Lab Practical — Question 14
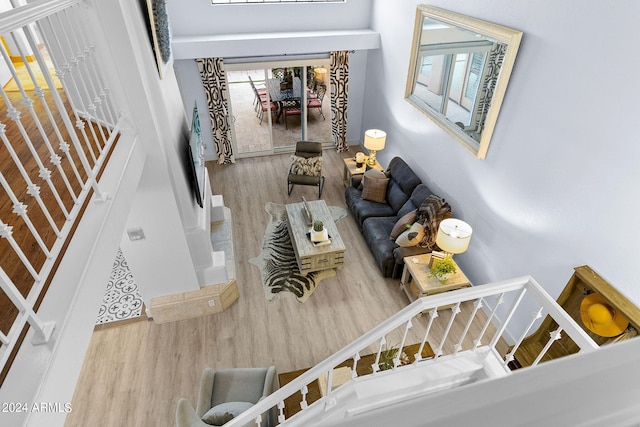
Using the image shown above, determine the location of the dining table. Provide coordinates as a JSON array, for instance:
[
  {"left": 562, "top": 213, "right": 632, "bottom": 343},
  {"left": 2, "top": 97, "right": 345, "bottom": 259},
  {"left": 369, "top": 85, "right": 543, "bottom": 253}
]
[{"left": 267, "top": 77, "right": 303, "bottom": 122}]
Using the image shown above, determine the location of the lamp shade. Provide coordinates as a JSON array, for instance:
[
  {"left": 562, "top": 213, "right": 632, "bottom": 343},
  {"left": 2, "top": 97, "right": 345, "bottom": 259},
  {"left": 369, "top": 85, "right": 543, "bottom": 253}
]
[
  {"left": 364, "top": 129, "right": 387, "bottom": 151},
  {"left": 436, "top": 218, "right": 472, "bottom": 255}
]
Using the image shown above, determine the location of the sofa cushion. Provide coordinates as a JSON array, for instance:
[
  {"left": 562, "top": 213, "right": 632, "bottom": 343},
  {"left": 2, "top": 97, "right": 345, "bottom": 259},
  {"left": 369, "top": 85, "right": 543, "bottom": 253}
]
[
  {"left": 386, "top": 157, "right": 421, "bottom": 196},
  {"left": 389, "top": 209, "right": 417, "bottom": 240},
  {"left": 396, "top": 222, "right": 425, "bottom": 247},
  {"left": 386, "top": 180, "right": 410, "bottom": 213},
  {"left": 202, "top": 401, "right": 253, "bottom": 425},
  {"left": 397, "top": 184, "right": 434, "bottom": 218},
  {"left": 345, "top": 186, "right": 396, "bottom": 228}
]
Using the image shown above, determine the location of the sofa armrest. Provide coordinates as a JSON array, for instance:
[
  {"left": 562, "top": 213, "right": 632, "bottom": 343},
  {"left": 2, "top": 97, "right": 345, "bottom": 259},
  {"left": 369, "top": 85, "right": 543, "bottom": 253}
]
[
  {"left": 350, "top": 174, "right": 363, "bottom": 188},
  {"left": 393, "top": 246, "right": 431, "bottom": 264},
  {"left": 392, "top": 246, "right": 431, "bottom": 279}
]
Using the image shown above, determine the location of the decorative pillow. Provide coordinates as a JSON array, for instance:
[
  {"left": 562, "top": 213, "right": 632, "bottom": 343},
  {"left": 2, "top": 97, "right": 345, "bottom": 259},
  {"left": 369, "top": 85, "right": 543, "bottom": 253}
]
[
  {"left": 361, "top": 174, "right": 389, "bottom": 203},
  {"left": 202, "top": 401, "right": 254, "bottom": 426},
  {"left": 389, "top": 209, "right": 417, "bottom": 240},
  {"left": 395, "top": 222, "right": 425, "bottom": 247},
  {"left": 357, "top": 168, "right": 387, "bottom": 190},
  {"left": 416, "top": 195, "right": 452, "bottom": 249},
  {"left": 290, "top": 155, "right": 322, "bottom": 177}
]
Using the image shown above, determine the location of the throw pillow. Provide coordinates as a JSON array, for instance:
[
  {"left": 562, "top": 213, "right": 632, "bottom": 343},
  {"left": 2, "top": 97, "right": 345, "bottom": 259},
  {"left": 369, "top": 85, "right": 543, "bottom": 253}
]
[
  {"left": 361, "top": 176, "right": 389, "bottom": 203},
  {"left": 416, "top": 195, "right": 452, "bottom": 249},
  {"left": 290, "top": 155, "right": 322, "bottom": 177},
  {"left": 395, "top": 222, "right": 425, "bottom": 247},
  {"left": 389, "top": 209, "right": 417, "bottom": 240},
  {"left": 202, "top": 401, "right": 254, "bottom": 426},
  {"left": 357, "top": 168, "right": 387, "bottom": 190}
]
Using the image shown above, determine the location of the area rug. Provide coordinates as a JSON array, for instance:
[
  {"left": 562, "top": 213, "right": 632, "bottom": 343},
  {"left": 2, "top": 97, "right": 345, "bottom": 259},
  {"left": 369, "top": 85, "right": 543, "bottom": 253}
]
[{"left": 250, "top": 202, "right": 347, "bottom": 303}]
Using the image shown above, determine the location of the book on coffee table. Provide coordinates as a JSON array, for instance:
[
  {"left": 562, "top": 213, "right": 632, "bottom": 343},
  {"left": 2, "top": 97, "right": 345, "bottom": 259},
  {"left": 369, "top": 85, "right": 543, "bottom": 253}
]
[{"left": 306, "top": 232, "right": 331, "bottom": 246}]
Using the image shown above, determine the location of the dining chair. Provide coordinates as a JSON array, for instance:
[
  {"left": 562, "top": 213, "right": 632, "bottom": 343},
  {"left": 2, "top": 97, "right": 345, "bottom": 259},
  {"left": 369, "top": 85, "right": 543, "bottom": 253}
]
[
  {"left": 281, "top": 98, "right": 301, "bottom": 129},
  {"left": 307, "top": 84, "right": 326, "bottom": 119}
]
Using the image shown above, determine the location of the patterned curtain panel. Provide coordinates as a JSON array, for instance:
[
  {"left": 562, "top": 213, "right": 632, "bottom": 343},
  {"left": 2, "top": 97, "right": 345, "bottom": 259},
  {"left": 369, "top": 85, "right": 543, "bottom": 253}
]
[
  {"left": 196, "top": 57, "right": 235, "bottom": 164},
  {"left": 330, "top": 51, "right": 350, "bottom": 152},
  {"left": 474, "top": 43, "right": 506, "bottom": 134}
]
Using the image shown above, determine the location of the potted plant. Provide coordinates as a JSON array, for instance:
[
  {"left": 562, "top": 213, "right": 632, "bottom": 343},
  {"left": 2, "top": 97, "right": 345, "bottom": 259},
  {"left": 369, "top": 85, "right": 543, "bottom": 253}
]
[
  {"left": 429, "top": 256, "right": 457, "bottom": 283},
  {"left": 311, "top": 220, "right": 328, "bottom": 242},
  {"left": 378, "top": 343, "right": 410, "bottom": 371}
]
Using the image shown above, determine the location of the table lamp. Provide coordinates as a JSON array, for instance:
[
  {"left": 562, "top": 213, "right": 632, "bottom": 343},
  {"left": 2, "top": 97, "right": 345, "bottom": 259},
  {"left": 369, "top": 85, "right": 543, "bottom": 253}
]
[
  {"left": 435, "top": 218, "right": 472, "bottom": 257},
  {"left": 364, "top": 129, "right": 386, "bottom": 166}
]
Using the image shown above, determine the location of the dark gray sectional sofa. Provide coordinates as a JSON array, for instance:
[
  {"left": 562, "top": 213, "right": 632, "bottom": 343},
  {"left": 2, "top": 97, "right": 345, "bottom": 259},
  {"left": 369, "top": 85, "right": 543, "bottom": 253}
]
[{"left": 345, "top": 157, "right": 439, "bottom": 278}]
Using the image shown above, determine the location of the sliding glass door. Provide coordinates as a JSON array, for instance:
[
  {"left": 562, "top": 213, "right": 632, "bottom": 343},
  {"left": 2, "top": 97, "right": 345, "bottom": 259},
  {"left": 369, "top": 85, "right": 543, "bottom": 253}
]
[{"left": 225, "top": 59, "right": 331, "bottom": 158}]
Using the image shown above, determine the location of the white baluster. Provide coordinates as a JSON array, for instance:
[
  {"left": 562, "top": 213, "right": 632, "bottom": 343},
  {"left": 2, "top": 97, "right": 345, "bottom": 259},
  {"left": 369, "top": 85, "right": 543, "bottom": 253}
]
[
  {"left": 532, "top": 327, "right": 563, "bottom": 367},
  {"left": 0, "top": 124, "right": 62, "bottom": 237},
  {"left": 394, "top": 318, "right": 412, "bottom": 368},
  {"left": 0, "top": 172, "right": 51, "bottom": 257},
  {"left": 31, "top": 17, "right": 106, "bottom": 198},
  {"left": 456, "top": 297, "right": 483, "bottom": 355},
  {"left": 0, "top": 331, "right": 9, "bottom": 346},
  {"left": 371, "top": 336, "right": 385, "bottom": 374},
  {"left": 351, "top": 352, "right": 360, "bottom": 378},
  {"left": 2, "top": 33, "right": 78, "bottom": 204},
  {"left": 300, "top": 385, "right": 308, "bottom": 409},
  {"left": 277, "top": 400, "right": 286, "bottom": 424},
  {"left": 415, "top": 308, "right": 437, "bottom": 362},
  {"left": 0, "top": 268, "right": 54, "bottom": 346},
  {"left": 474, "top": 292, "right": 505, "bottom": 349},
  {"left": 504, "top": 307, "right": 544, "bottom": 367},
  {"left": 489, "top": 288, "right": 528, "bottom": 350},
  {"left": 434, "top": 301, "right": 461, "bottom": 358}
]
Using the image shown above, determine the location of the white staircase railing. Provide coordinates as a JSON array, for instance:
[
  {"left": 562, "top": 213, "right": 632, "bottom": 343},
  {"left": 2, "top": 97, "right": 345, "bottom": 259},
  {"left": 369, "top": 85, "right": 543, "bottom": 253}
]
[
  {"left": 222, "top": 275, "right": 599, "bottom": 427},
  {"left": 0, "top": 0, "right": 123, "bottom": 379}
]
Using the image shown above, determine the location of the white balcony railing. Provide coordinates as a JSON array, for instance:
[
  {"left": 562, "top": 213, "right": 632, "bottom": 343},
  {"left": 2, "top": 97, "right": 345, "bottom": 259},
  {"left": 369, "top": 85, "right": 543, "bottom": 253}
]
[
  {"left": 220, "top": 275, "right": 599, "bottom": 427},
  {"left": 0, "top": 0, "right": 122, "bottom": 379}
]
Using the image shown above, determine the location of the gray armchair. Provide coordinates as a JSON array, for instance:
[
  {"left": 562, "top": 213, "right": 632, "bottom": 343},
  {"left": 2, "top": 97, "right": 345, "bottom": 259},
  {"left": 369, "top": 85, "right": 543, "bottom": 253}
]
[
  {"left": 176, "top": 367, "right": 278, "bottom": 427},
  {"left": 287, "top": 140, "right": 325, "bottom": 198}
]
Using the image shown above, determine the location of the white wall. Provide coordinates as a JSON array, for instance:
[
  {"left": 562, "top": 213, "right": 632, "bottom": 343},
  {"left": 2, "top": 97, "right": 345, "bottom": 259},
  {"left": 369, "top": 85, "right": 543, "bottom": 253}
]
[
  {"left": 168, "top": 0, "right": 375, "bottom": 160},
  {"left": 364, "top": 0, "right": 640, "bottom": 315},
  {"left": 166, "top": 0, "right": 371, "bottom": 36}
]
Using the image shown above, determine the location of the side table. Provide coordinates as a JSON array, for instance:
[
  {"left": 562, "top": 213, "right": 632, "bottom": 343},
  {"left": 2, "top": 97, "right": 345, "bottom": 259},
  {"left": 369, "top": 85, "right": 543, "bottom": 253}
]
[
  {"left": 342, "top": 157, "right": 383, "bottom": 187},
  {"left": 400, "top": 253, "right": 471, "bottom": 310}
]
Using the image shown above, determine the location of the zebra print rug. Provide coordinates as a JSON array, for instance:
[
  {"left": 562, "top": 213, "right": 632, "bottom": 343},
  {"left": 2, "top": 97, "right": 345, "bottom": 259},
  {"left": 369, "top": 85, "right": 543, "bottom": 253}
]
[{"left": 249, "top": 202, "right": 347, "bottom": 303}]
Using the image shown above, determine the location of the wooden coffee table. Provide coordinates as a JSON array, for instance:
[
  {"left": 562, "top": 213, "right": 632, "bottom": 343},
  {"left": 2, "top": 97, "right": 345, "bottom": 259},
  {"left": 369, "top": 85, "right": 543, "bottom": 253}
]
[{"left": 285, "top": 200, "right": 346, "bottom": 275}]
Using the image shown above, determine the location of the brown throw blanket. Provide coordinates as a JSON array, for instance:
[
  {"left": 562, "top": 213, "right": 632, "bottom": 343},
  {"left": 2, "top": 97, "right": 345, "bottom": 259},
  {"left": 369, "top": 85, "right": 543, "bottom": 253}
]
[{"left": 416, "top": 195, "right": 452, "bottom": 249}]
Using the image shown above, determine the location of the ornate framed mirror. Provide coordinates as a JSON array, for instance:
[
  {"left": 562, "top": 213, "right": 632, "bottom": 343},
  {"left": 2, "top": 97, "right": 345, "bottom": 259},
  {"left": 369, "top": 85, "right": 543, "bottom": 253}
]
[{"left": 405, "top": 5, "right": 522, "bottom": 159}]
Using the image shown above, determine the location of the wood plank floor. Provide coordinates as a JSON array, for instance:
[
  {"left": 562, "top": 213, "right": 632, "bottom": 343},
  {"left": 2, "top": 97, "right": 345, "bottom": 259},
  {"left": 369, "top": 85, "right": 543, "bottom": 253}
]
[{"left": 67, "top": 149, "right": 507, "bottom": 427}]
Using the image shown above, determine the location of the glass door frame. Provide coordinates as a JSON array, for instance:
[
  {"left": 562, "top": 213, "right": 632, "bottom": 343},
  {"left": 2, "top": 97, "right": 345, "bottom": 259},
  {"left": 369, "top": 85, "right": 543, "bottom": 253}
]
[{"left": 225, "top": 57, "right": 329, "bottom": 158}]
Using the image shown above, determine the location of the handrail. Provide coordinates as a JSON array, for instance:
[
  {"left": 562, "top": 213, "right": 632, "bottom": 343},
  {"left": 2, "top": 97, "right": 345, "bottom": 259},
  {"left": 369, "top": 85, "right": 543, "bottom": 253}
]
[
  {"left": 224, "top": 275, "right": 599, "bottom": 426},
  {"left": 0, "top": 0, "right": 81, "bottom": 33}
]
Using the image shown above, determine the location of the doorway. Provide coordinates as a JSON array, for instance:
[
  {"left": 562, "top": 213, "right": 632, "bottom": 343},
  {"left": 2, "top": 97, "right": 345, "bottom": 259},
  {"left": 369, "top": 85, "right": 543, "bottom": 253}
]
[{"left": 225, "top": 59, "right": 332, "bottom": 158}]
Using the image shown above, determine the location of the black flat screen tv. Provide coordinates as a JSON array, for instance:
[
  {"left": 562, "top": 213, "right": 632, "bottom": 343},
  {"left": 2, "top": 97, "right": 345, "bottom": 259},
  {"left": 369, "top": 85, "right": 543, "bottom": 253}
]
[{"left": 185, "top": 103, "right": 205, "bottom": 208}]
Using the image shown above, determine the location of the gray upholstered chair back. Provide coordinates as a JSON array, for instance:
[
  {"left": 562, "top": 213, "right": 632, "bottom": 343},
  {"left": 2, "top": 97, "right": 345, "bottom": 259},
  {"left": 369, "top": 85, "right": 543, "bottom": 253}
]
[{"left": 287, "top": 140, "right": 325, "bottom": 197}]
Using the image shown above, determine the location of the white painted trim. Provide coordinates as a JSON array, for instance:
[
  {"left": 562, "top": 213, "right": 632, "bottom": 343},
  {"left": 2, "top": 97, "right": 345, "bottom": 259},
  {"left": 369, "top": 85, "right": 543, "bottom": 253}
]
[{"left": 172, "top": 29, "right": 380, "bottom": 59}]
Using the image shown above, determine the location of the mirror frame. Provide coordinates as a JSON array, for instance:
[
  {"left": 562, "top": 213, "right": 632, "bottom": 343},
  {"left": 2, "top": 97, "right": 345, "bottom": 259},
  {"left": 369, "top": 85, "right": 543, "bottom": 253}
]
[{"left": 405, "top": 5, "right": 522, "bottom": 159}]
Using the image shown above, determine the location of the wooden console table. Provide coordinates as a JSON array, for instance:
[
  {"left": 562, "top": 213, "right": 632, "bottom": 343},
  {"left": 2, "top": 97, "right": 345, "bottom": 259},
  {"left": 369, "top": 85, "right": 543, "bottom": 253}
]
[
  {"left": 342, "top": 157, "right": 383, "bottom": 187},
  {"left": 400, "top": 253, "right": 471, "bottom": 309}
]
